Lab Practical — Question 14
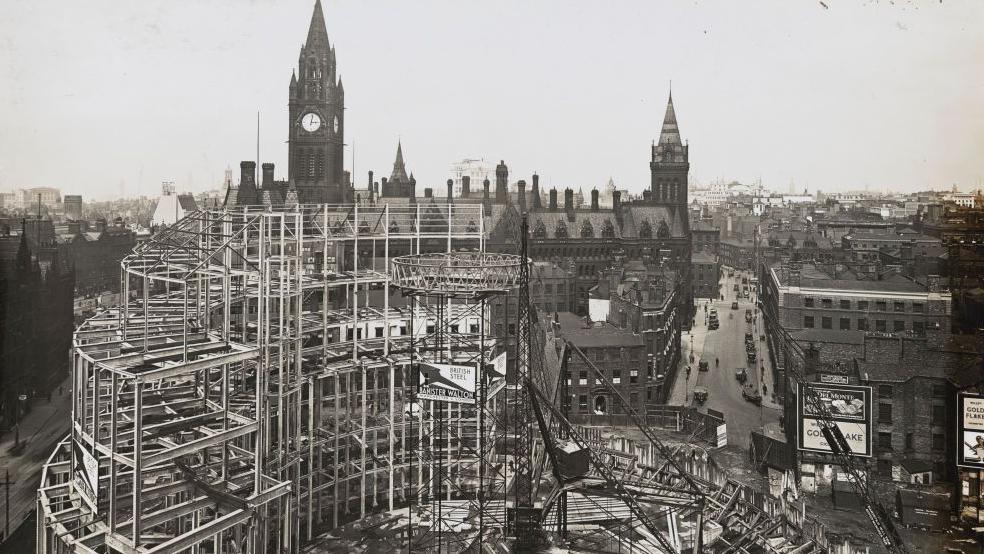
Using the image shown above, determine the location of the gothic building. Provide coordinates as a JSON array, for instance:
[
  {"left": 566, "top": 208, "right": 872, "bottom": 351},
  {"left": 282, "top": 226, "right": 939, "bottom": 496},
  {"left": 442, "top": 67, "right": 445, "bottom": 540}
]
[{"left": 226, "top": 0, "right": 348, "bottom": 207}]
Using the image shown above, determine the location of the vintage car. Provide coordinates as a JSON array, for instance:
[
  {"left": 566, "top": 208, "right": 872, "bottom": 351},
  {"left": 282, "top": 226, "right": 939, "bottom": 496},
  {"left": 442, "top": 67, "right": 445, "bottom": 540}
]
[
  {"left": 742, "top": 388, "right": 762, "bottom": 405},
  {"left": 694, "top": 386, "right": 709, "bottom": 405},
  {"left": 735, "top": 368, "right": 748, "bottom": 383}
]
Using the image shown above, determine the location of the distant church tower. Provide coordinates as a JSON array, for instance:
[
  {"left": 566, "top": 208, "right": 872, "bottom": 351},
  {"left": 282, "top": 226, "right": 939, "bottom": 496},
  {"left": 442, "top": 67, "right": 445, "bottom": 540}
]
[
  {"left": 288, "top": 0, "right": 347, "bottom": 204},
  {"left": 650, "top": 91, "right": 689, "bottom": 208}
]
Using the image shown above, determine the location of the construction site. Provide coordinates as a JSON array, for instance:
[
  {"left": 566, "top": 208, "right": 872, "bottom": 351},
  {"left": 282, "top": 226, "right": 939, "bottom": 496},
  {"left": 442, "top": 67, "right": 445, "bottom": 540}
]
[{"left": 35, "top": 202, "right": 878, "bottom": 554}]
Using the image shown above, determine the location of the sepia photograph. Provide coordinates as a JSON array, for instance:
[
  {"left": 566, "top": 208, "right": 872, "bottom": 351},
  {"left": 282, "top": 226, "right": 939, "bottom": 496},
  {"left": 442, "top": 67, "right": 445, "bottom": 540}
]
[{"left": 1, "top": 1, "right": 983, "bottom": 552}]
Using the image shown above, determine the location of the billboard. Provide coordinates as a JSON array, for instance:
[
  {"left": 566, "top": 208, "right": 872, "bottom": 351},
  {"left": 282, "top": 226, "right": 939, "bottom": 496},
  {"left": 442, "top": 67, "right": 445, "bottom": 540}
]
[
  {"left": 797, "top": 383, "right": 872, "bottom": 457},
  {"left": 958, "top": 393, "right": 984, "bottom": 469},
  {"left": 418, "top": 362, "right": 476, "bottom": 404},
  {"left": 72, "top": 438, "right": 99, "bottom": 511}
]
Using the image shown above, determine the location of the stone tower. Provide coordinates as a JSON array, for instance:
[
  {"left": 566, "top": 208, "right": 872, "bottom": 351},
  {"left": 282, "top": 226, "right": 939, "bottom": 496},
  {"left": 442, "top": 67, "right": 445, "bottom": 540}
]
[
  {"left": 650, "top": 91, "right": 689, "bottom": 208},
  {"left": 288, "top": 0, "right": 347, "bottom": 204}
]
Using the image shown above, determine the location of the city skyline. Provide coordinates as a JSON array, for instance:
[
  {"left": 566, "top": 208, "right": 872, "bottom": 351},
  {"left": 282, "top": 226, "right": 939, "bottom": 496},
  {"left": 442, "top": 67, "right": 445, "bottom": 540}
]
[{"left": 1, "top": 0, "right": 982, "bottom": 200}]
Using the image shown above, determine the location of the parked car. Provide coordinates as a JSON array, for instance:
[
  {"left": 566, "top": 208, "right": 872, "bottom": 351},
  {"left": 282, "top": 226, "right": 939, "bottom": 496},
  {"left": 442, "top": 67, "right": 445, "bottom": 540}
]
[
  {"left": 735, "top": 368, "right": 748, "bottom": 383},
  {"left": 747, "top": 351, "right": 757, "bottom": 363},
  {"left": 698, "top": 360, "right": 709, "bottom": 372},
  {"left": 742, "top": 388, "right": 762, "bottom": 405},
  {"left": 694, "top": 386, "right": 709, "bottom": 405}
]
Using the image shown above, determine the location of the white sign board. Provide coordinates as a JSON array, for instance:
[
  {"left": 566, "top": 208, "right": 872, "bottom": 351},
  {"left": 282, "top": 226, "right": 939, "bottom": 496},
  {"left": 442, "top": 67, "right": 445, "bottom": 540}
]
[
  {"left": 491, "top": 351, "right": 507, "bottom": 380},
  {"left": 418, "top": 362, "right": 476, "bottom": 404},
  {"left": 797, "top": 383, "right": 872, "bottom": 457},
  {"left": 716, "top": 423, "right": 728, "bottom": 448},
  {"left": 73, "top": 438, "right": 99, "bottom": 511},
  {"left": 958, "top": 393, "right": 984, "bottom": 469}
]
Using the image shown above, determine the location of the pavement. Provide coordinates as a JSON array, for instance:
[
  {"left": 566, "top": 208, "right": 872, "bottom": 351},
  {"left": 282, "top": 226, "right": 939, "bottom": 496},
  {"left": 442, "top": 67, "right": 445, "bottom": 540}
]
[
  {"left": 0, "top": 376, "right": 72, "bottom": 545},
  {"left": 667, "top": 267, "right": 780, "bottom": 449}
]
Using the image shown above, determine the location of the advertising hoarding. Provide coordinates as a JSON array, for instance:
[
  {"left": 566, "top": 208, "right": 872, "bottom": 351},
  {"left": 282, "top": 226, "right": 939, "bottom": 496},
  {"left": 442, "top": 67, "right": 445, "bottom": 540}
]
[
  {"left": 418, "top": 362, "right": 476, "bottom": 404},
  {"left": 797, "top": 383, "right": 872, "bottom": 457},
  {"left": 958, "top": 393, "right": 984, "bottom": 469},
  {"left": 72, "top": 438, "right": 99, "bottom": 511}
]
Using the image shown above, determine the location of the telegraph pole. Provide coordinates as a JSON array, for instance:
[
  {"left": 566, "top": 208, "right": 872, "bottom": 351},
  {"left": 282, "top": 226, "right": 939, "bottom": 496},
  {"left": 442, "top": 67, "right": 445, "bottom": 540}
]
[{"left": 3, "top": 468, "right": 13, "bottom": 540}]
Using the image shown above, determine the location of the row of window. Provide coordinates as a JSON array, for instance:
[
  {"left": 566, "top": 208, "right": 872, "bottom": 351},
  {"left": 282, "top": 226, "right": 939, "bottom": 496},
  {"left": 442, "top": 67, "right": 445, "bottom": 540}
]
[
  {"left": 878, "top": 402, "right": 946, "bottom": 425},
  {"left": 572, "top": 368, "right": 641, "bottom": 386},
  {"left": 803, "top": 316, "right": 928, "bottom": 334},
  {"left": 878, "top": 431, "right": 945, "bottom": 453},
  {"left": 576, "top": 392, "right": 642, "bottom": 412},
  {"left": 803, "top": 297, "right": 924, "bottom": 313}
]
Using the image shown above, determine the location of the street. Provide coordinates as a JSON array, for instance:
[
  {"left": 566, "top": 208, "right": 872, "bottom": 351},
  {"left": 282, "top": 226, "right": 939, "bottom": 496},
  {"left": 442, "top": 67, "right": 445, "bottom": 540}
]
[
  {"left": 0, "top": 377, "right": 72, "bottom": 545},
  {"left": 669, "top": 267, "right": 781, "bottom": 448}
]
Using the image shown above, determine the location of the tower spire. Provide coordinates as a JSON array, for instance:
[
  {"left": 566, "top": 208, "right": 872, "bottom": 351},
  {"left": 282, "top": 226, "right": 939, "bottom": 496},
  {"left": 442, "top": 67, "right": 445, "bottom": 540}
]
[
  {"left": 658, "top": 91, "right": 681, "bottom": 146},
  {"left": 306, "top": 0, "right": 329, "bottom": 49},
  {"left": 391, "top": 141, "right": 409, "bottom": 183}
]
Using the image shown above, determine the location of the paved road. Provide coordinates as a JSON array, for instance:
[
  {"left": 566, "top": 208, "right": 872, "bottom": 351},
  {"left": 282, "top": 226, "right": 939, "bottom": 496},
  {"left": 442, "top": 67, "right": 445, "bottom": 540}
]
[
  {"left": 673, "top": 268, "right": 780, "bottom": 449},
  {"left": 0, "top": 377, "right": 72, "bottom": 545}
]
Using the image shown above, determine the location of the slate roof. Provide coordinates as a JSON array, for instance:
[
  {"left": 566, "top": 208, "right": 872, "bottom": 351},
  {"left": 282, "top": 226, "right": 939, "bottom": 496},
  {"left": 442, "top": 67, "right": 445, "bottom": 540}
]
[{"left": 553, "top": 311, "right": 643, "bottom": 348}]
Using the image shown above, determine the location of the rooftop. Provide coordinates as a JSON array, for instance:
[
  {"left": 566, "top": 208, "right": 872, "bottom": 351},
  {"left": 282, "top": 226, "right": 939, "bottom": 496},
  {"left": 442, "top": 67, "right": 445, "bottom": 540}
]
[{"left": 553, "top": 311, "right": 643, "bottom": 348}]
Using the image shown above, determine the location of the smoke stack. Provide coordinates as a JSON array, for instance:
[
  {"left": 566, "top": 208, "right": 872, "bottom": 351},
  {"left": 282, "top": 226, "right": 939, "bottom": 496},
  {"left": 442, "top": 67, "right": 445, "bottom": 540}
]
[
  {"left": 240, "top": 161, "right": 256, "bottom": 189},
  {"left": 495, "top": 160, "right": 508, "bottom": 203},
  {"left": 261, "top": 163, "right": 274, "bottom": 189},
  {"left": 462, "top": 175, "right": 471, "bottom": 198},
  {"left": 549, "top": 188, "right": 558, "bottom": 211},
  {"left": 532, "top": 174, "right": 541, "bottom": 210},
  {"left": 518, "top": 180, "right": 527, "bottom": 213},
  {"left": 591, "top": 189, "right": 599, "bottom": 211}
]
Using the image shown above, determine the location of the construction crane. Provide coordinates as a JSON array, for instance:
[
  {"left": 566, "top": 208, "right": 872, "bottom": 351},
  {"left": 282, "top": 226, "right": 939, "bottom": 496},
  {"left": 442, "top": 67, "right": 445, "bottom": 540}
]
[{"left": 758, "top": 283, "right": 907, "bottom": 553}]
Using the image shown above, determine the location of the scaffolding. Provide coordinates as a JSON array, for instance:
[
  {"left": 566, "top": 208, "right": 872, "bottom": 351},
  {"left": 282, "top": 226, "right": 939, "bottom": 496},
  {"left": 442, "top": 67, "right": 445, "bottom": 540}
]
[{"left": 37, "top": 203, "right": 499, "bottom": 554}]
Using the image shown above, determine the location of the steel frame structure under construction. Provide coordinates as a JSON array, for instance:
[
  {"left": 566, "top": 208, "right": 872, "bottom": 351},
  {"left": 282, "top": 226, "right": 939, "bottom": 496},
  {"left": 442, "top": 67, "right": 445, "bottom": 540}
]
[{"left": 36, "top": 203, "right": 514, "bottom": 554}]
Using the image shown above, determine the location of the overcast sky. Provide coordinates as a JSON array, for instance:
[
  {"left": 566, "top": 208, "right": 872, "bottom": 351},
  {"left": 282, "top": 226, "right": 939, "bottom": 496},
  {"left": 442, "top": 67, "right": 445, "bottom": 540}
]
[{"left": 1, "top": 1, "right": 982, "bottom": 200}]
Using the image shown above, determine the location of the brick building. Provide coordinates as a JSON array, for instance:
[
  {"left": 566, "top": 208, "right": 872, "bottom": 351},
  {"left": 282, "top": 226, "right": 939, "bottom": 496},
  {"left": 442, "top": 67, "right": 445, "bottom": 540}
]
[
  {"left": 842, "top": 229, "right": 940, "bottom": 263},
  {"left": 719, "top": 237, "right": 756, "bottom": 270},
  {"left": 692, "top": 250, "right": 719, "bottom": 300}
]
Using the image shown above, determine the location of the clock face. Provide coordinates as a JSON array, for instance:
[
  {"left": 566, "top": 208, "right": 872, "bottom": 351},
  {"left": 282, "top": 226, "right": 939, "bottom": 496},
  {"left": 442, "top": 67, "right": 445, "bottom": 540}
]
[
  {"left": 332, "top": 115, "right": 339, "bottom": 133},
  {"left": 301, "top": 113, "right": 322, "bottom": 132}
]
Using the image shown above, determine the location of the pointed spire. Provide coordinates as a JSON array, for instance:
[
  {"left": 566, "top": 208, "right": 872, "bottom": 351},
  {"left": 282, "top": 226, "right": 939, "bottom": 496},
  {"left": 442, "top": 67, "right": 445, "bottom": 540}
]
[
  {"left": 658, "top": 91, "right": 681, "bottom": 146},
  {"left": 305, "top": 0, "right": 329, "bottom": 49},
  {"left": 391, "top": 141, "right": 409, "bottom": 183}
]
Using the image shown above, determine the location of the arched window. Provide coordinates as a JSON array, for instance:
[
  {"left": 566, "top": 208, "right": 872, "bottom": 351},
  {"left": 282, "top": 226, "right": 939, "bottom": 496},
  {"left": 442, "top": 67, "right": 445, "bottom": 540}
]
[
  {"left": 555, "top": 221, "right": 568, "bottom": 239},
  {"left": 580, "top": 220, "right": 594, "bottom": 238},
  {"left": 639, "top": 220, "right": 653, "bottom": 239},
  {"left": 308, "top": 150, "right": 316, "bottom": 178},
  {"left": 602, "top": 220, "right": 615, "bottom": 238},
  {"left": 533, "top": 220, "right": 546, "bottom": 239},
  {"left": 657, "top": 220, "right": 670, "bottom": 239}
]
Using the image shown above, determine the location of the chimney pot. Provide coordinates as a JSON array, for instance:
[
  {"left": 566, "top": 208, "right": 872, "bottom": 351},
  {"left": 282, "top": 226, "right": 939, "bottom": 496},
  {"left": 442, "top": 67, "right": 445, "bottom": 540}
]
[
  {"left": 549, "top": 188, "right": 558, "bottom": 210},
  {"left": 462, "top": 175, "right": 471, "bottom": 198},
  {"left": 518, "top": 180, "right": 527, "bottom": 212},
  {"left": 261, "top": 163, "right": 275, "bottom": 188},
  {"left": 591, "top": 188, "right": 600, "bottom": 211}
]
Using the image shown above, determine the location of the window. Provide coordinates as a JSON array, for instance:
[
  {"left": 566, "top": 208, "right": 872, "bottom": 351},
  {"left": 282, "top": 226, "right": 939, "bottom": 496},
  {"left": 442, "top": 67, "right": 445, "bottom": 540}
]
[
  {"left": 594, "top": 350, "right": 605, "bottom": 362},
  {"left": 913, "top": 321, "right": 925, "bottom": 336},
  {"left": 879, "top": 403, "right": 892, "bottom": 423},
  {"left": 932, "top": 384, "right": 946, "bottom": 399},
  {"left": 839, "top": 318, "right": 851, "bottom": 330},
  {"left": 912, "top": 303, "right": 924, "bottom": 313},
  {"left": 375, "top": 327, "right": 384, "bottom": 338},
  {"left": 876, "top": 301, "right": 887, "bottom": 311},
  {"left": 894, "top": 302, "right": 904, "bottom": 312},
  {"left": 578, "top": 395, "right": 588, "bottom": 412},
  {"left": 804, "top": 316, "right": 815, "bottom": 328},
  {"left": 857, "top": 318, "right": 868, "bottom": 330},
  {"left": 821, "top": 316, "right": 832, "bottom": 329},
  {"left": 804, "top": 298, "right": 815, "bottom": 308},
  {"left": 905, "top": 433, "right": 913, "bottom": 450},
  {"left": 875, "top": 319, "right": 887, "bottom": 332},
  {"left": 630, "top": 392, "right": 639, "bottom": 406},
  {"left": 612, "top": 370, "right": 621, "bottom": 385},
  {"left": 544, "top": 284, "right": 553, "bottom": 294},
  {"left": 822, "top": 298, "right": 833, "bottom": 309},
  {"left": 840, "top": 299, "right": 851, "bottom": 310},
  {"left": 630, "top": 369, "right": 638, "bottom": 384},
  {"left": 894, "top": 320, "right": 905, "bottom": 332},
  {"left": 932, "top": 404, "right": 945, "bottom": 426},
  {"left": 878, "top": 432, "right": 893, "bottom": 450},
  {"left": 858, "top": 300, "right": 869, "bottom": 310},
  {"left": 878, "top": 458, "right": 893, "bottom": 477},
  {"left": 879, "top": 384, "right": 893, "bottom": 397},
  {"left": 579, "top": 371, "right": 587, "bottom": 386},
  {"left": 508, "top": 323, "right": 516, "bottom": 336},
  {"left": 932, "top": 433, "right": 944, "bottom": 452}
]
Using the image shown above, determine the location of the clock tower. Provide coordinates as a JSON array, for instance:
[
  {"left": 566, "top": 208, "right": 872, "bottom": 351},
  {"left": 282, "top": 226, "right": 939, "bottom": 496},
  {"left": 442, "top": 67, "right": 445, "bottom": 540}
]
[{"left": 288, "top": 0, "right": 347, "bottom": 204}]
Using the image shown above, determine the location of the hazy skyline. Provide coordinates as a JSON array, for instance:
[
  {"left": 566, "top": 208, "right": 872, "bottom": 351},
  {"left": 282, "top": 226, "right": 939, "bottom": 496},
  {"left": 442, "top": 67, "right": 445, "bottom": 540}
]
[{"left": 1, "top": 0, "right": 982, "bottom": 201}]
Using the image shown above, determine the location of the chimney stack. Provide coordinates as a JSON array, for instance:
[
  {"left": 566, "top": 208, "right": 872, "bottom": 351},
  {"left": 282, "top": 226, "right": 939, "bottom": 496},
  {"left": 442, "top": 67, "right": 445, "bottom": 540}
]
[
  {"left": 261, "top": 163, "right": 274, "bottom": 189},
  {"left": 381, "top": 177, "right": 389, "bottom": 198},
  {"left": 643, "top": 190, "right": 651, "bottom": 202},
  {"left": 495, "top": 160, "right": 509, "bottom": 203},
  {"left": 591, "top": 188, "right": 599, "bottom": 211},
  {"left": 612, "top": 190, "right": 622, "bottom": 213},
  {"left": 518, "top": 180, "right": 527, "bottom": 213},
  {"left": 564, "top": 188, "right": 574, "bottom": 212},
  {"left": 462, "top": 175, "right": 470, "bottom": 198},
  {"left": 549, "top": 188, "right": 558, "bottom": 211},
  {"left": 240, "top": 161, "right": 256, "bottom": 189},
  {"left": 447, "top": 179, "right": 454, "bottom": 202},
  {"left": 424, "top": 188, "right": 433, "bottom": 198},
  {"left": 532, "top": 174, "right": 541, "bottom": 210}
]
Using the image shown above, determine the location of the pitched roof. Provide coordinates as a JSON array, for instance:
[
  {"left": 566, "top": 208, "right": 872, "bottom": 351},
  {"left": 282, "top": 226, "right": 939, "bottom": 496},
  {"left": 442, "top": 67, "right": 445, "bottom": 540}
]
[{"left": 305, "top": 0, "right": 329, "bottom": 49}]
